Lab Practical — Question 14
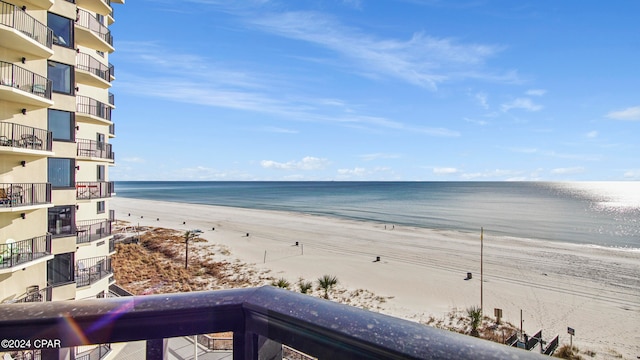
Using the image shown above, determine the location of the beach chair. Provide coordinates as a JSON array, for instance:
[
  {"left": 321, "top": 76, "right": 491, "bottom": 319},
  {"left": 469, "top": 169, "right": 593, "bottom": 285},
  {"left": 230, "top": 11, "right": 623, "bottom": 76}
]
[{"left": 20, "top": 134, "right": 43, "bottom": 149}]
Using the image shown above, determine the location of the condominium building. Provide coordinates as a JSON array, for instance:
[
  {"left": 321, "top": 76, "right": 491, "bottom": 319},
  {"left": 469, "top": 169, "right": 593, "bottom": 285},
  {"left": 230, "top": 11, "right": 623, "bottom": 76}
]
[{"left": 1, "top": 0, "right": 122, "bottom": 357}]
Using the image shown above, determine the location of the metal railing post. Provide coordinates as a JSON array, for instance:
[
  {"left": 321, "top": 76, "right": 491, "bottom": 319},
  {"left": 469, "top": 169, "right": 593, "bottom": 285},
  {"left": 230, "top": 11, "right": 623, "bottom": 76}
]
[{"left": 146, "top": 339, "right": 165, "bottom": 360}]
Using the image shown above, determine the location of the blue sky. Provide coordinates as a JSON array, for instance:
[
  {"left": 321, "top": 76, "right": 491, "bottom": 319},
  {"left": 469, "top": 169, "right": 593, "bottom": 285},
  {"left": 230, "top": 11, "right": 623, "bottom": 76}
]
[{"left": 109, "top": 0, "right": 639, "bottom": 181}]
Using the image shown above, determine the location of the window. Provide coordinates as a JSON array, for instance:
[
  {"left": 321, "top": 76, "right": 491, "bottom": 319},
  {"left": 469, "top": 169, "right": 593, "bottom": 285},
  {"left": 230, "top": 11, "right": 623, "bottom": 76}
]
[
  {"left": 48, "top": 158, "right": 74, "bottom": 187},
  {"left": 48, "top": 109, "right": 75, "bottom": 141},
  {"left": 47, "top": 253, "right": 74, "bottom": 286},
  {"left": 97, "top": 201, "right": 105, "bottom": 214},
  {"left": 48, "top": 61, "right": 73, "bottom": 94},
  {"left": 97, "top": 165, "right": 105, "bottom": 181},
  {"left": 48, "top": 206, "right": 75, "bottom": 236},
  {"left": 48, "top": 13, "right": 73, "bottom": 48},
  {"left": 97, "top": 133, "right": 105, "bottom": 150}
]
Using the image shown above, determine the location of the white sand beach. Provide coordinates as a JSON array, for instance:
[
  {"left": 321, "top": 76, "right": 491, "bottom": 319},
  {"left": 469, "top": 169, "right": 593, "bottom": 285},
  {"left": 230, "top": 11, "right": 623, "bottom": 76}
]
[{"left": 111, "top": 197, "right": 640, "bottom": 359}]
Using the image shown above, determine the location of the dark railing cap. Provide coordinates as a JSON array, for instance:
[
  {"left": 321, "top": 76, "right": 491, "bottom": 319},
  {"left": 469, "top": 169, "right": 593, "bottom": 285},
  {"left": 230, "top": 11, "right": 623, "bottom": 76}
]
[{"left": 0, "top": 286, "right": 547, "bottom": 359}]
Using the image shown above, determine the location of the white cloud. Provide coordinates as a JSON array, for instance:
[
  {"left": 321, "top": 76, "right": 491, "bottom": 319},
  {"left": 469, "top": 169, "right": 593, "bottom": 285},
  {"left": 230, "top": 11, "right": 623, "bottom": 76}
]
[
  {"left": 337, "top": 167, "right": 366, "bottom": 175},
  {"left": 551, "top": 167, "right": 585, "bottom": 175},
  {"left": 359, "top": 153, "right": 401, "bottom": 161},
  {"left": 525, "top": 89, "right": 546, "bottom": 96},
  {"left": 464, "top": 117, "right": 488, "bottom": 126},
  {"left": 122, "top": 157, "right": 145, "bottom": 163},
  {"left": 501, "top": 98, "right": 543, "bottom": 112},
  {"left": 475, "top": 92, "right": 489, "bottom": 109},
  {"left": 461, "top": 169, "right": 524, "bottom": 180},
  {"left": 586, "top": 131, "right": 598, "bottom": 139},
  {"left": 260, "top": 156, "right": 329, "bottom": 170},
  {"left": 248, "top": 11, "right": 513, "bottom": 90},
  {"left": 433, "top": 167, "right": 458, "bottom": 175},
  {"left": 605, "top": 106, "right": 640, "bottom": 121},
  {"left": 623, "top": 170, "right": 640, "bottom": 179}
]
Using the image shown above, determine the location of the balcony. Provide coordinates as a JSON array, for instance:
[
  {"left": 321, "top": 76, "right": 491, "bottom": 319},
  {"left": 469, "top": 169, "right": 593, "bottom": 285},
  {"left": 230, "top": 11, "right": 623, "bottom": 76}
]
[
  {"left": 11, "top": 285, "right": 52, "bottom": 303},
  {"left": 0, "top": 235, "right": 52, "bottom": 273},
  {"left": 76, "top": 218, "right": 112, "bottom": 244},
  {"left": 76, "top": 95, "right": 112, "bottom": 124},
  {"left": 76, "top": 181, "right": 114, "bottom": 200},
  {"left": 75, "top": 255, "right": 112, "bottom": 287},
  {"left": 11, "top": 0, "right": 54, "bottom": 9},
  {"left": 0, "top": 61, "right": 53, "bottom": 108},
  {"left": 76, "top": 0, "right": 112, "bottom": 16},
  {"left": 76, "top": 53, "right": 112, "bottom": 88},
  {"left": 0, "top": 0, "right": 54, "bottom": 58},
  {"left": 108, "top": 123, "right": 115, "bottom": 137},
  {"left": 0, "top": 286, "right": 548, "bottom": 359},
  {"left": 0, "top": 183, "right": 52, "bottom": 211},
  {"left": 77, "top": 138, "right": 114, "bottom": 161},
  {"left": 75, "top": 8, "right": 114, "bottom": 53},
  {"left": 0, "top": 122, "right": 53, "bottom": 155}
]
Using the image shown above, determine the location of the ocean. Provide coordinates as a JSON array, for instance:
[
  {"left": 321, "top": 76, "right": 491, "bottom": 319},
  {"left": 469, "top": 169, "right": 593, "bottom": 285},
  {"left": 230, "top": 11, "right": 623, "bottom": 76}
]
[{"left": 114, "top": 181, "right": 640, "bottom": 250}]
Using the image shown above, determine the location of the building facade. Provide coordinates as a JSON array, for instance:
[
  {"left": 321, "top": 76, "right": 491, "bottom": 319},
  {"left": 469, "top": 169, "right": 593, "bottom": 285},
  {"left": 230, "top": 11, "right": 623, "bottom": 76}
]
[{"left": 1, "top": 0, "right": 122, "bottom": 356}]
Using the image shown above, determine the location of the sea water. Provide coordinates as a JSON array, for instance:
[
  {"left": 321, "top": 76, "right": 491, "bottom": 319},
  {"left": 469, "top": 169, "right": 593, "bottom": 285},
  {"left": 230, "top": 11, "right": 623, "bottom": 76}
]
[{"left": 114, "top": 181, "right": 640, "bottom": 250}]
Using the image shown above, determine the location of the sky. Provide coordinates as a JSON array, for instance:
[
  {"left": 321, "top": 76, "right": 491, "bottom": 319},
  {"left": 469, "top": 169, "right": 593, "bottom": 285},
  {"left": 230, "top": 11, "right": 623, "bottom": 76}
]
[{"left": 108, "top": 0, "right": 640, "bottom": 181}]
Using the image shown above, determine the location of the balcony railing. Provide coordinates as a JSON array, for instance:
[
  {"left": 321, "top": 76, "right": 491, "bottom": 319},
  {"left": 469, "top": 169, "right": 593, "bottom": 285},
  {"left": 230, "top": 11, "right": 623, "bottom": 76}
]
[
  {"left": 76, "top": 53, "right": 111, "bottom": 82},
  {"left": 77, "top": 138, "right": 114, "bottom": 160},
  {"left": 0, "top": 235, "right": 52, "bottom": 270},
  {"left": 0, "top": 1, "right": 53, "bottom": 49},
  {"left": 75, "top": 9, "right": 112, "bottom": 46},
  {"left": 0, "top": 183, "right": 51, "bottom": 208},
  {"left": 108, "top": 91, "right": 114, "bottom": 106},
  {"left": 76, "top": 343, "right": 111, "bottom": 360},
  {"left": 75, "top": 255, "right": 112, "bottom": 287},
  {"left": 0, "top": 60, "right": 52, "bottom": 99},
  {"left": 76, "top": 181, "right": 114, "bottom": 200},
  {"left": 77, "top": 95, "right": 112, "bottom": 121},
  {"left": 76, "top": 219, "right": 112, "bottom": 244},
  {"left": 13, "top": 285, "right": 53, "bottom": 303},
  {"left": 108, "top": 62, "right": 114, "bottom": 79},
  {"left": 0, "top": 122, "right": 52, "bottom": 151},
  {"left": 0, "top": 286, "right": 548, "bottom": 359}
]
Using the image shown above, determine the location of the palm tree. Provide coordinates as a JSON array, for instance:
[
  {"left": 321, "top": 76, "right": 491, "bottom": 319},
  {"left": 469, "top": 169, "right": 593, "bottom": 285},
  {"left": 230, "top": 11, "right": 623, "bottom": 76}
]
[
  {"left": 298, "top": 280, "right": 313, "bottom": 294},
  {"left": 317, "top": 275, "right": 338, "bottom": 299},
  {"left": 466, "top": 306, "right": 482, "bottom": 337},
  {"left": 271, "top": 277, "right": 290, "bottom": 289}
]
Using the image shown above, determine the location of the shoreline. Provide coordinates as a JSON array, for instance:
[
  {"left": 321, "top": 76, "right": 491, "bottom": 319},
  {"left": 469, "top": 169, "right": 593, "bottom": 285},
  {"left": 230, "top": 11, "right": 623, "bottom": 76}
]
[
  {"left": 111, "top": 197, "right": 640, "bottom": 359},
  {"left": 114, "top": 194, "right": 640, "bottom": 252}
]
